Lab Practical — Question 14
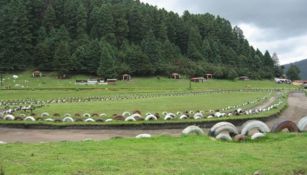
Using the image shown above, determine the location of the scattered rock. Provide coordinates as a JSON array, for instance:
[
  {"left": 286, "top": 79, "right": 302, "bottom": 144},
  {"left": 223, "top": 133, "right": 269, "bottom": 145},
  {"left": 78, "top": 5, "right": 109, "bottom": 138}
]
[
  {"left": 253, "top": 170, "right": 262, "bottom": 175},
  {"left": 0, "top": 141, "right": 7, "bottom": 144},
  {"left": 136, "top": 134, "right": 151, "bottom": 138},
  {"left": 234, "top": 134, "right": 246, "bottom": 142}
]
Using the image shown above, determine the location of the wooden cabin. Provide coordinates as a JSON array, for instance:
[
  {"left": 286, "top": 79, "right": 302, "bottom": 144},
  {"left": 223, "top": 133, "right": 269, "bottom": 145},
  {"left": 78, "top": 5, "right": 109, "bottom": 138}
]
[
  {"left": 122, "top": 74, "right": 131, "bottom": 81},
  {"left": 170, "top": 73, "right": 181, "bottom": 79},
  {"left": 32, "top": 70, "right": 42, "bottom": 78},
  {"left": 205, "top": 73, "right": 213, "bottom": 79},
  {"left": 239, "top": 76, "right": 250, "bottom": 81}
]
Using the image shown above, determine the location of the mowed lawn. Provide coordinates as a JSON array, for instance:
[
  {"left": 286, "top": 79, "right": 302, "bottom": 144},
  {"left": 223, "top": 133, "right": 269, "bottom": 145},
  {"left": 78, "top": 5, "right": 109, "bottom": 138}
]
[
  {"left": 0, "top": 133, "right": 306, "bottom": 175},
  {"left": 34, "top": 92, "right": 268, "bottom": 116},
  {"left": 1, "top": 71, "right": 294, "bottom": 91}
]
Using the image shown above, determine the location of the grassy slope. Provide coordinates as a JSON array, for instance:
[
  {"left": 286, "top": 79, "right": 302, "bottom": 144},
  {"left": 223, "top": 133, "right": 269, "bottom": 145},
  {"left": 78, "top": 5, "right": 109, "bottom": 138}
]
[
  {"left": 1, "top": 71, "right": 294, "bottom": 92},
  {"left": 0, "top": 71, "right": 289, "bottom": 123},
  {"left": 1, "top": 133, "right": 307, "bottom": 175}
]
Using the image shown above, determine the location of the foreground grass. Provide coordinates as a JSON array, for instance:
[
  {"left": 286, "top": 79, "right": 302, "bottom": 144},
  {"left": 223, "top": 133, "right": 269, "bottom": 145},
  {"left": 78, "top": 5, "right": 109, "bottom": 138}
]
[{"left": 0, "top": 133, "right": 306, "bottom": 175}]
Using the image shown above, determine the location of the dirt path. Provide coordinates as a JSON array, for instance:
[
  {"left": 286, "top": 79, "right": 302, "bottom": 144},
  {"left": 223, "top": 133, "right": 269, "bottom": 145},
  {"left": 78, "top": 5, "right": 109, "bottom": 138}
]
[
  {"left": 0, "top": 128, "right": 182, "bottom": 143},
  {"left": 1, "top": 92, "right": 306, "bottom": 143},
  {"left": 266, "top": 92, "right": 307, "bottom": 127}
]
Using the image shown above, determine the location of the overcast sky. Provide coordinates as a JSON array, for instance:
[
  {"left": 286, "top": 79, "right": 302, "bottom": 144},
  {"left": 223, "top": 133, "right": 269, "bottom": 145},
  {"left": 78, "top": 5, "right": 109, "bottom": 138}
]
[{"left": 140, "top": 0, "right": 307, "bottom": 65}]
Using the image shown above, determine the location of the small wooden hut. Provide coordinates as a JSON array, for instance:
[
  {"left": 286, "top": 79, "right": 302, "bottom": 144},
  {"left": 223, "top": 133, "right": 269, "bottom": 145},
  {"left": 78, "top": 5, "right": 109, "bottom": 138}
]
[
  {"left": 32, "top": 70, "right": 42, "bottom": 78},
  {"left": 205, "top": 73, "right": 213, "bottom": 79},
  {"left": 239, "top": 76, "right": 250, "bottom": 81},
  {"left": 122, "top": 74, "right": 131, "bottom": 81},
  {"left": 171, "top": 73, "right": 181, "bottom": 79}
]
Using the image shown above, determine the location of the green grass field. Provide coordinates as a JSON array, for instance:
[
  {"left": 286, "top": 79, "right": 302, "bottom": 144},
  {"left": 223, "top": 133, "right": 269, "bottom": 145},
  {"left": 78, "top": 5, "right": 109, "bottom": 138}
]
[
  {"left": 33, "top": 92, "right": 269, "bottom": 117},
  {"left": 1, "top": 71, "right": 294, "bottom": 91},
  {"left": 0, "top": 71, "right": 290, "bottom": 124},
  {"left": 0, "top": 72, "right": 304, "bottom": 175},
  {"left": 1, "top": 133, "right": 306, "bottom": 175}
]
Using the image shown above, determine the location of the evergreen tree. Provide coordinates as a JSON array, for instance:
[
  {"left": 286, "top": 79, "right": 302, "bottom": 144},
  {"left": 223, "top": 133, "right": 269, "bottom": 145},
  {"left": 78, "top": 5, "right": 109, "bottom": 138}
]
[
  {"left": 233, "top": 26, "right": 244, "bottom": 39},
  {"left": 175, "top": 21, "right": 189, "bottom": 54},
  {"left": 227, "top": 68, "right": 238, "bottom": 80},
  {"left": 141, "top": 30, "right": 162, "bottom": 73},
  {"left": 210, "top": 40, "right": 221, "bottom": 63},
  {"left": 97, "top": 42, "right": 115, "bottom": 78},
  {"left": 78, "top": 39, "right": 102, "bottom": 74},
  {"left": 34, "top": 39, "right": 53, "bottom": 70},
  {"left": 53, "top": 41, "right": 74, "bottom": 76},
  {"left": 0, "top": 0, "right": 32, "bottom": 70},
  {"left": 0, "top": 0, "right": 277, "bottom": 79},
  {"left": 125, "top": 45, "right": 155, "bottom": 75},
  {"left": 286, "top": 65, "right": 300, "bottom": 80},
  {"left": 165, "top": 12, "right": 180, "bottom": 44},
  {"left": 53, "top": 25, "right": 71, "bottom": 43},
  {"left": 202, "top": 39, "right": 211, "bottom": 61},
  {"left": 263, "top": 51, "right": 274, "bottom": 67},
  {"left": 152, "top": 10, "right": 167, "bottom": 41},
  {"left": 36, "top": 26, "right": 47, "bottom": 42},
  {"left": 272, "top": 53, "right": 284, "bottom": 77},
  {"left": 76, "top": 3, "right": 87, "bottom": 39},
  {"left": 187, "top": 26, "right": 203, "bottom": 61},
  {"left": 128, "top": 7, "right": 146, "bottom": 43},
  {"left": 161, "top": 40, "right": 180, "bottom": 61},
  {"left": 43, "top": 4, "right": 56, "bottom": 32},
  {"left": 112, "top": 5, "right": 129, "bottom": 48},
  {"left": 52, "top": 0, "right": 65, "bottom": 27},
  {"left": 90, "top": 4, "right": 114, "bottom": 39},
  {"left": 72, "top": 45, "right": 88, "bottom": 73}
]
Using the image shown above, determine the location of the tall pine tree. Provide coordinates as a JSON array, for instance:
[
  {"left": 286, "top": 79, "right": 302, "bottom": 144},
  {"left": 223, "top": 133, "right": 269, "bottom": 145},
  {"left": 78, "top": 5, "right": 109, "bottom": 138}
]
[{"left": 53, "top": 41, "right": 74, "bottom": 77}]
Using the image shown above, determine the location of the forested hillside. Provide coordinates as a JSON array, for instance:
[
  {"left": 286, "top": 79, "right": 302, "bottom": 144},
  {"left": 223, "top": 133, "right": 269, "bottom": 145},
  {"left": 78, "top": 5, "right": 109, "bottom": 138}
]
[
  {"left": 284, "top": 59, "right": 307, "bottom": 79},
  {"left": 0, "top": 0, "right": 278, "bottom": 79}
]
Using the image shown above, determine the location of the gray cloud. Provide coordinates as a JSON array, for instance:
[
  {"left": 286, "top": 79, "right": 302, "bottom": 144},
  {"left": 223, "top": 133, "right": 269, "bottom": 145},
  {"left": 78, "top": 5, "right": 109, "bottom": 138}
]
[
  {"left": 141, "top": 0, "right": 307, "bottom": 64},
  {"left": 189, "top": 0, "right": 307, "bottom": 39}
]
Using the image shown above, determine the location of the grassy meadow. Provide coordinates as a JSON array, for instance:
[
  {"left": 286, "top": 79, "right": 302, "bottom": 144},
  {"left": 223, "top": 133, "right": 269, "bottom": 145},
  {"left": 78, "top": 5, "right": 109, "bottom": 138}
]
[
  {"left": 0, "top": 71, "right": 294, "bottom": 92},
  {"left": 0, "top": 72, "right": 304, "bottom": 175},
  {"left": 0, "top": 71, "right": 291, "bottom": 123},
  {"left": 33, "top": 92, "right": 269, "bottom": 117},
  {"left": 1, "top": 133, "right": 307, "bottom": 175}
]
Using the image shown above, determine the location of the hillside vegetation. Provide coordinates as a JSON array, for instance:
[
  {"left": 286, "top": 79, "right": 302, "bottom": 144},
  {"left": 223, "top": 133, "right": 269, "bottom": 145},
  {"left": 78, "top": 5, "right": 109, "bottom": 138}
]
[
  {"left": 284, "top": 59, "right": 307, "bottom": 79},
  {"left": 0, "top": 0, "right": 278, "bottom": 79}
]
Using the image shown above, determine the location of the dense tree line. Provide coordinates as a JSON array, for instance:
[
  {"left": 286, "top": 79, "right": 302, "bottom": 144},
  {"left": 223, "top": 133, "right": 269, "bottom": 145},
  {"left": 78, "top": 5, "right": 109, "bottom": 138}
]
[
  {"left": 286, "top": 65, "right": 300, "bottom": 81},
  {"left": 0, "top": 0, "right": 278, "bottom": 79}
]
